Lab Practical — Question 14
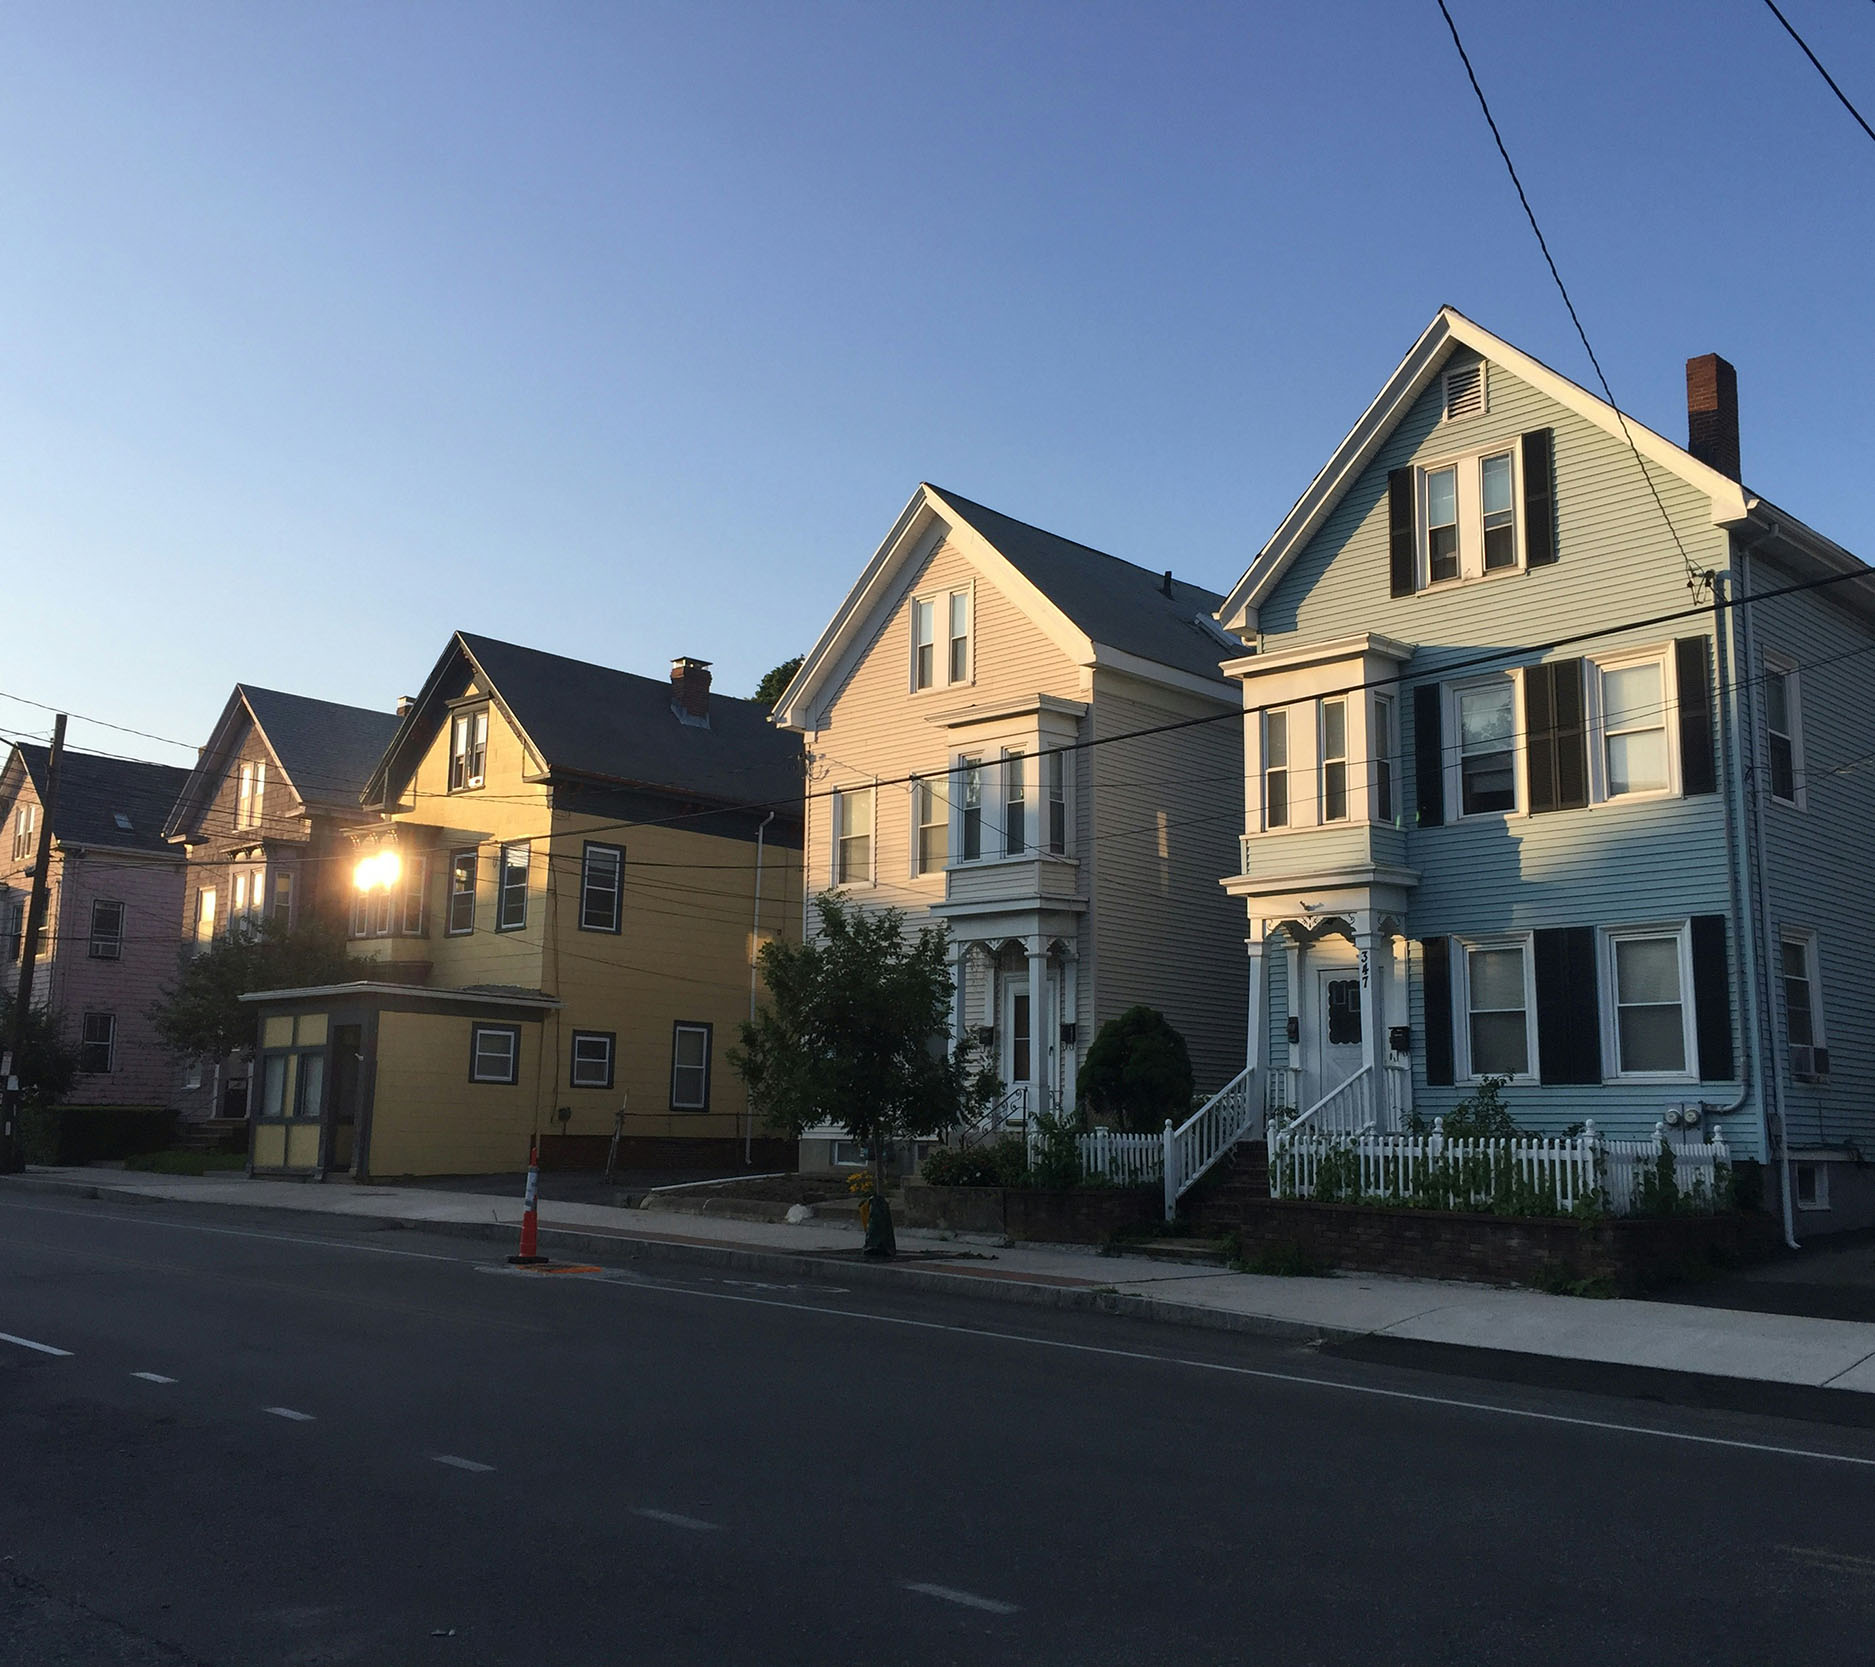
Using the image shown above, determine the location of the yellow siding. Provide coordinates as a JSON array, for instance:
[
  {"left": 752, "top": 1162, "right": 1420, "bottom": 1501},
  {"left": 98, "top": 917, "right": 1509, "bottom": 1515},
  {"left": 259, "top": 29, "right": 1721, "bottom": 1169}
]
[{"left": 368, "top": 1009, "right": 541, "bottom": 1177}]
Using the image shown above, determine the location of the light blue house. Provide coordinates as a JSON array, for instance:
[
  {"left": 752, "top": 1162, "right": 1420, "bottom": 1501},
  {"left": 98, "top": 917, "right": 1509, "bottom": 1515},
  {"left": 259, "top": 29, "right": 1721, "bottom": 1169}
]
[{"left": 1212, "top": 308, "right": 1874, "bottom": 1237}]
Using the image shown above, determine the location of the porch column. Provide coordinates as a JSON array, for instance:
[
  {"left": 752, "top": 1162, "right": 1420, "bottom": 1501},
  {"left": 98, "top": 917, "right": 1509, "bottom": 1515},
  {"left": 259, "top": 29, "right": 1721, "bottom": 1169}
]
[
  {"left": 1026, "top": 937, "right": 1048, "bottom": 1114},
  {"left": 1284, "top": 934, "right": 1304, "bottom": 1112},
  {"left": 1060, "top": 949, "right": 1079, "bottom": 1115},
  {"left": 1244, "top": 925, "right": 1266, "bottom": 1076},
  {"left": 1354, "top": 911, "right": 1386, "bottom": 1124}
]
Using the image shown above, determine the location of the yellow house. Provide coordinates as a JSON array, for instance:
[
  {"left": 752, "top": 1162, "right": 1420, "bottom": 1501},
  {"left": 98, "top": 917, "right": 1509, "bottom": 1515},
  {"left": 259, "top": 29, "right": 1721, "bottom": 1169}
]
[{"left": 242, "top": 633, "right": 803, "bottom": 1179}]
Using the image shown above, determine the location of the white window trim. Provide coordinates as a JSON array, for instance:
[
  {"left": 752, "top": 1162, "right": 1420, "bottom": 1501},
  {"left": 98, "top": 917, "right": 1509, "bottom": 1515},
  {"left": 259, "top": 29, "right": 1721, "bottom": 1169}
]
[
  {"left": 909, "top": 774, "right": 949, "bottom": 878},
  {"left": 1586, "top": 646, "right": 1680, "bottom": 805},
  {"left": 908, "top": 581, "right": 975, "bottom": 694},
  {"left": 1318, "top": 697, "right": 1350, "bottom": 825},
  {"left": 670, "top": 1021, "right": 712, "bottom": 1111},
  {"left": 1454, "top": 933, "right": 1539, "bottom": 1084},
  {"left": 12, "top": 801, "right": 37, "bottom": 861},
  {"left": 1443, "top": 672, "right": 1525, "bottom": 822},
  {"left": 1794, "top": 1160, "right": 1830, "bottom": 1212},
  {"left": 1417, "top": 445, "right": 1524, "bottom": 589},
  {"left": 1370, "top": 694, "right": 1397, "bottom": 828},
  {"left": 569, "top": 1030, "right": 615, "bottom": 1090},
  {"left": 470, "top": 1023, "right": 520, "bottom": 1085},
  {"left": 1763, "top": 651, "right": 1805, "bottom": 810},
  {"left": 1779, "top": 926, "right": 1826, "bottom": 1078},
  {"left": 1043, "top": 746, "right": 1072, "bottom": 859},
  {"left": 1260, "top": 707, "right": 1292, "bottom": 832},
  {"left": 80, "top": 1011, "right": 117, "bottom": 1074},
  {"left": 1599, "top": 922, "right": 1698, "bottom": 1084}
]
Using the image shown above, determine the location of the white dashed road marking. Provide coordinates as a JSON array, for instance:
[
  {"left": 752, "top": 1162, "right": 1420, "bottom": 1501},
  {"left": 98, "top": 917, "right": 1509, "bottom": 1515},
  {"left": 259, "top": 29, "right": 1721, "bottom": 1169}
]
[
  {"left": 631, "top": 1508, "right": 720, "bottom": 1532},
  {"left": 263, "top": 1406, "right": 316, "bottom": 1422},
  {"left": 131, "top": 1372, "right": 177, "bottom": 1384},
  {"left": 901, "top": 1582, "right": 1020, "bottom": 1615},
  {"left": 0, "top": 1330, "right": 72, "bottom": 1357},
  {"left": 431, "top": 1454, "right": 495, "bottom": 1473}
]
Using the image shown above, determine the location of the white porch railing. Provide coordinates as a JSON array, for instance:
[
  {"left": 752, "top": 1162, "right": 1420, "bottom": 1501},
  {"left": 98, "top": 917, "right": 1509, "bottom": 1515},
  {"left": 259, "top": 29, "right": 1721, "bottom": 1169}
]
[
  {"left": 1161, "top": 1065, "right": 1259, "bottom": 1220},
  {"left": 1277, "top": 1065, "right": 1378, "bottom": 1142},
  {"left": 1270, "top": 1119, "right": 1731, "bottom": 1216}
]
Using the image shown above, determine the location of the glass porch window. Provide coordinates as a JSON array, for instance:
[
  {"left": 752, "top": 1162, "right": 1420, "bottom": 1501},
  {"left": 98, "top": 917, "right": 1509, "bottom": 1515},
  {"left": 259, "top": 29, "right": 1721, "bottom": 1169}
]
[
  {"left": 1602, "top": 662, "right": 1669, "bottom": 796},
  {"left": 959, "top": 759, "right": 982, "bottom": 860},
  {"left": 1046, "top": 752, "right": 1066, "bottom": 855},
  {"left": 1264, "top": 710, "right": 1289, "bottom": 829},
  {"left": 1458, "top": 682, "right": 1516, "bottom": 814},
  {"left": 1372, "top": 695, "right": 1394, "bottom": 824},
  {"left": 1003, "top": 751, "right": 1026, "bottom": 855}
]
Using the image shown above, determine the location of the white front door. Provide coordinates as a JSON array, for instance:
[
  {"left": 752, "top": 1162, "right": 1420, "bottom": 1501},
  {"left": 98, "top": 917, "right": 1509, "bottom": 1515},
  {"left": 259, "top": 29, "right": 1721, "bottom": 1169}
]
[{"left": 1310, "top": 964, "right": 1364, "bottom": 1111}]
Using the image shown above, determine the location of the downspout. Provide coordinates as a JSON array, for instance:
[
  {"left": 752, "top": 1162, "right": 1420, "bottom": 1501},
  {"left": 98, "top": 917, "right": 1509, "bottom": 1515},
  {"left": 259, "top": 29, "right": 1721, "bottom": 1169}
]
[
  {"left": 747, "top": 809, "right": 774, "bottom": 1166},
  {"left": 1730, "top": 540, "right": 1800, "bottom": 1249}
]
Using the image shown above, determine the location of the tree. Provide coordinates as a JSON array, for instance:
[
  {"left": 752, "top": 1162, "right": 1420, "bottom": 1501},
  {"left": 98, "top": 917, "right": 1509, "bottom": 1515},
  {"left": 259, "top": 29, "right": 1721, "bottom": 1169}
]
[
  {"left": 151, "top": 922, "right": 368, "bottom": 1062},
  {"left": 752, "top": 655, "right": 804, "bottom": 709},
  {"left": 0, "top": 995, "right": 79, "bottom": 1106},
  {"left": 1079, "top": 1005, "right": 1194, "bottom": 1134},
  {"left": 732, "top": 893, "right": 990, "bottom": 1187}
]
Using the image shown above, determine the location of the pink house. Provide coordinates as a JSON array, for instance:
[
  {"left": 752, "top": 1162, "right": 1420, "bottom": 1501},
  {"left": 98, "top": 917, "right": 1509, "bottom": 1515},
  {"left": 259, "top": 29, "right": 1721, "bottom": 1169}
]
[{"left": 1, "top": 744, "right": 191, "bottom": 1107}]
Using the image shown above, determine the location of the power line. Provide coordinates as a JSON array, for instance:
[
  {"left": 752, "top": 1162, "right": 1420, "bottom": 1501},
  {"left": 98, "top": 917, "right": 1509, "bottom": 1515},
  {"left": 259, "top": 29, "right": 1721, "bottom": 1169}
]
[
  {"left": 1763, "top": 0, "right": 1875, "bottom": 146},
  {"left": 1432, "top": 0, "right": 1708, "bottom": 599}
]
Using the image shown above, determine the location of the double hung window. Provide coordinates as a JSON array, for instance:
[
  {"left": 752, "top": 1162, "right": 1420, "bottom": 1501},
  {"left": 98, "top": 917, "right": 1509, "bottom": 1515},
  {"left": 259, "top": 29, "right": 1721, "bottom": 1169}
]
[
  {"left": 79, "top": 1012, "right": 116, "bottom": 1074},
  {"left": 670, "top": 1022, "right": 712, "bottom": 1111},
  {"left": 1607, "top": 927, "right": 1691, "bottom": 1078},
  {"left": 580, "top": 843, "right": 624, "bottom": 932},
  {"left": 194, "top": 888, "right": 217, "bottom": 944},
  {"left": 447, "top": 851, "right": 477, "bottom": 935},
  {"left": 1480, "top": 452, "right": 1517, "bottom": 570},
  {"left": 914, "top": 779, "right": 947, "bottom": 875},
  {"left": 834, "top": 788, "right": 873, "bottom": 885},
  {"left": 1781, "top": 931, "right": 1826, "bottom": 1079},
  {"left": 1046, "top": 753, "right": 1067, "bottom": 855},
  {"left": 271, "top": 871, "right": 294, "bottom": 929},
  {"left": 1421, "top": 449, "right": 1523, "bottom": 584},
  {"left": 571, "top": 1030, "right": 615, "bottom": 1089},
  {"left": 88, "top": 899, "right": 124, "bottom": 960},
  {"left": 1455, "top": 680, "right": 1516, "bottom": 815},
  {"left": 470, "top": 1023, "right": 520, "bottom": 1084},
  {"left": 1263, "top": 711, "right": 1289, "bottom": 829},
  {"left": 11, "top": 802, "right": 36, "bottom": 861},
  {"left": 399, "top": 858, "right": 426, "bottom": 935},
  {"left": 1463, "top": 942, "right": 1531, "bottom": 1078},
  {"left": 3, "top": 900, "right": 22, "bottom": 963},
  {"left": 1003, "top": 751, "right": 1026, "bottom": 855},
  {"left": 450, "top": 708, "right": 489, "bottom": 791},
  {"left": 496, "top": 842, "right": 530, "bottom": 931},
  {"left": 910, "top": 587, "right": 971, "bottom": 690},
  {"left": 1597, "top": 658, "right": 1670, "bottom": 798},
  {"left": 1764, "top": 660, "right": 1801, "bottom": 806},
  {"left": 1320, "top": 700, "right": 1348, "bottom": 822},
  {"left": 959, "top": 759, "right": 982, "bottom": 860},
  {"left": 1426, "top": 466, "right": 1459, "bottom": 583}
]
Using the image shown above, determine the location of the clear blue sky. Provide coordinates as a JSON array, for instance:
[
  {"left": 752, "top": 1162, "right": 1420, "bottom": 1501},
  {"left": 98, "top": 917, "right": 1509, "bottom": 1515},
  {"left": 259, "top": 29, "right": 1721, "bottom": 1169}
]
[{"left": 2, "top": 1, "right": 1868, "bottom": 765}]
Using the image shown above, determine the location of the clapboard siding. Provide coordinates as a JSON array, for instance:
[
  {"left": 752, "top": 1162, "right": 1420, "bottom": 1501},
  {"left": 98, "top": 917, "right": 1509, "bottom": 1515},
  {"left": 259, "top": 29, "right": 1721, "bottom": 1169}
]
[
  {"left": 1087, "top": 671, "right": 1247, "bottom": 1091},
  {"left": 1251, "top": 347, "right": 1755, "bottom": 1144},
  {"left": 1745, "top": 555, "right": 1875, "bottom": 1155}
]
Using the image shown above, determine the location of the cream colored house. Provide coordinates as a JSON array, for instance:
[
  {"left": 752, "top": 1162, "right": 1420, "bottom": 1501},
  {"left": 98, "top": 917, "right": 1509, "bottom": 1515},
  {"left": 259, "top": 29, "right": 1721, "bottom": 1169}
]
[{"left": 773, "top": 484, "right": 1249, "bottom": 1166}]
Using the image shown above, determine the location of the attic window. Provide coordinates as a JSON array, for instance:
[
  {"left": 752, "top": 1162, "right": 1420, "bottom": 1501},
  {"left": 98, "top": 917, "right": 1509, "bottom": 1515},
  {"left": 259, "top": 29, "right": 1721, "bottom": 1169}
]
[
  {"left": 1443, "top": 363, "right": 1486, "bottom": 421},
  {"left": 113, "top": 812, "right": 133, "bottom": 832}
]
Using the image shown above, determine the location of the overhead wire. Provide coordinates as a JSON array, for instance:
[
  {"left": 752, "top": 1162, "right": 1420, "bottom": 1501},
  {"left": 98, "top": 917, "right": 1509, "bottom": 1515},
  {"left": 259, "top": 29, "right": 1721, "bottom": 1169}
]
[{"left": 1762, "top": 0, "right": 1875, "bottom": 146}]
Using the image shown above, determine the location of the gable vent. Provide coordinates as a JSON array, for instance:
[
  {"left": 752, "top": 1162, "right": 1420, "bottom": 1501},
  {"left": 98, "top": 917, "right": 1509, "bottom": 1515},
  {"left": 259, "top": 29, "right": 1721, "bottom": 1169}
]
[{"left": 1443, "top": 363, "right": 1485, "bottom": 421}]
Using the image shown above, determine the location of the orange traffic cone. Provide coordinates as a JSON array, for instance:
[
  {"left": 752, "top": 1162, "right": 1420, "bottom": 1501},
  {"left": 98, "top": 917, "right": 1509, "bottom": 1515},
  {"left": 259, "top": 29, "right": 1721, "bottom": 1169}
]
[{"left": 509, "top": 1137, "right": 548, "bottom": 1265}]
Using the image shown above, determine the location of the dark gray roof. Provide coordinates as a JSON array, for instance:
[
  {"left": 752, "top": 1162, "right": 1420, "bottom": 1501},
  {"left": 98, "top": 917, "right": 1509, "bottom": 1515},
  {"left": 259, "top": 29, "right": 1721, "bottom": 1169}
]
[
  {"left": 928, "top": 486, "right": 1237, "bottom": 683},
  {"left": 450, "top": 634, "right": 803, "bottom": 809},
  {"left": 241, "top": 686, "right": 402, "bottom": 810},
  {"left": 13, "top": 745, "right": 192, "bottom": 855}
]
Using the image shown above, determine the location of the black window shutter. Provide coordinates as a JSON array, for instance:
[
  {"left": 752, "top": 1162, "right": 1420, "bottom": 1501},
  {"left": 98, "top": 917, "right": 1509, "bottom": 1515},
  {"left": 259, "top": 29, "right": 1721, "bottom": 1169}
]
[
  {"left": 1690, "top": 914, "right": 1734, "bottom": 1081},
  {"left": 1525, "top": 660, "right": 1587, "bottom": 814},
  {"left": 1413, "top": 684, "right": 1444, "bottom": 827},
  {"left": 1676, "top": 637, "right": 1717, "bottom": 796},
  {"left": 1422, "top": 937, "right": 1455, "bottom": 1087},
  {"left": 1534, "top": 926, "right": 1601, "bottom": 1084},
  {"left": 1388, "top": 468, "right": 1416, "bottom": 598},
  {"left": 1523, "top": 428, "right": 1556, "bottom": 567}
]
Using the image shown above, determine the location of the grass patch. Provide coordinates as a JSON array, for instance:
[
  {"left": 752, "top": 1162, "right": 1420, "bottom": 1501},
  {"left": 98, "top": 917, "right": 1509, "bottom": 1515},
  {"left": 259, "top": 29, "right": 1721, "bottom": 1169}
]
[
  {"left": 121, "top": 1150, "right": 248, "bottom": 1176},
  {"left": 1526, "top": 1259, "right": 1616, "bottom": 1299},
  {"left": 1235, "top": 1238, "right": 1333, "bottom": 1278}
]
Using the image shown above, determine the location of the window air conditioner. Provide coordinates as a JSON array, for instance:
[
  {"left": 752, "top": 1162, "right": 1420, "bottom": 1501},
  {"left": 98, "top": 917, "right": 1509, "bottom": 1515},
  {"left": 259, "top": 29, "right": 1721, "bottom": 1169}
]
[{"left": 1790, "top": 1044, "right": 1829, "bottom": 1083}]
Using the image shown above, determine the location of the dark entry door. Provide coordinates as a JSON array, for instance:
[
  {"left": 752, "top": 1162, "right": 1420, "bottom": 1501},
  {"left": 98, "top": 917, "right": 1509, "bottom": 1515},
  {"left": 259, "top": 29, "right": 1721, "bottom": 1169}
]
[{"left": 329, "top": 1025, "right": 363, "bottom": 1175}]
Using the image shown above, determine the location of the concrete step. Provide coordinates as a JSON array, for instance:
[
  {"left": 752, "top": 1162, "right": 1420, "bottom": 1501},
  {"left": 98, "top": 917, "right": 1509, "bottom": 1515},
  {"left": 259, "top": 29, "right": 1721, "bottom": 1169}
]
[{"left": 1125, "top": 1238, "right": 1235, "bottom": 1268}]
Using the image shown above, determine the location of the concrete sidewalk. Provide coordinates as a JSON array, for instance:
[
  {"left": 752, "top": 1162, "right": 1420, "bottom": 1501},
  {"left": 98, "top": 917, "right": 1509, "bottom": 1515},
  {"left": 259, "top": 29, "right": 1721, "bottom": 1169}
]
[{"left": 12, "top": 1166, "right": 1875, "bottom": 1404}]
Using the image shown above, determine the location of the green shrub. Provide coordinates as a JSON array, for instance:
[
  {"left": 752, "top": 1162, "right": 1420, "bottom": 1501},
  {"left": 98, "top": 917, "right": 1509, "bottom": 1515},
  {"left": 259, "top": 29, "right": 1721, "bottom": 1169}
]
[
  {"left": 22, "top": 1105, "right": 179, "bottom": 1165},
  {"left": 920, "top": 1134, "right": 1030, "bottom": 1188},
  {"left": 1027, "top": 1104, "right": 1083, "bottom": 1190},
  {"left": 1079, "top": 1006, "right": 1194, "bottom": 1134}
]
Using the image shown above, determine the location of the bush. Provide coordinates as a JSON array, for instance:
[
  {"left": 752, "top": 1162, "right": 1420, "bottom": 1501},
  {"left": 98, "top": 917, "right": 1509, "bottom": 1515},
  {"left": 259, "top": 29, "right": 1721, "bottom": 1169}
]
[
  {"left": 1079, "top": 1006, "right": 1194, "bottom": 1134},
  {"left": 920, "top": 1135, "right": 1029, "bottom": 1188},
  {"left": 22, "top": 1105, "right": 179, "bottom": 1166}
]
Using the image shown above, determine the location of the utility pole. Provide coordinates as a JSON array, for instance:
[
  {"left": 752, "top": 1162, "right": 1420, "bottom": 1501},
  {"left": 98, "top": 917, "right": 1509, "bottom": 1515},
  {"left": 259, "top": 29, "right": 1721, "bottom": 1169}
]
[{"left": 1, "top": 713, "right": 67, "bottom": 1173}]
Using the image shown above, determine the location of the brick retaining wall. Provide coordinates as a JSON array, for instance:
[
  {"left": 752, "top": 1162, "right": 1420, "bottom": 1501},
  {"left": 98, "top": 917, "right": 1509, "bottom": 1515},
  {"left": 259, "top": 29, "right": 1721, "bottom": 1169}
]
[{"left": 902, "top": 1181, "right": 1160, "bottom": 1243}]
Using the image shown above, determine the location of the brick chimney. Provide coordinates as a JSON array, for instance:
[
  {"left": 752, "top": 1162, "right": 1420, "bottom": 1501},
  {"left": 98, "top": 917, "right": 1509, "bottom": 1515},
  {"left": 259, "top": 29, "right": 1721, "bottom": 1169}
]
[
  {"left": 1686, "top": 353, "right": 1740, "bottom": 481},
  {"left": 670, "top": 656, "right": 712, "bottom": 726}
]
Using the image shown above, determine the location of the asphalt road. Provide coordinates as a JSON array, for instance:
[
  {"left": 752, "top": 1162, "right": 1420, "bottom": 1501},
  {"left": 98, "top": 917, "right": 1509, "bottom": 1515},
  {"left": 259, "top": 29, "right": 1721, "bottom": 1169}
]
[{"left": 2, "top": 1192, "right": 1874, "bottom": 1666}]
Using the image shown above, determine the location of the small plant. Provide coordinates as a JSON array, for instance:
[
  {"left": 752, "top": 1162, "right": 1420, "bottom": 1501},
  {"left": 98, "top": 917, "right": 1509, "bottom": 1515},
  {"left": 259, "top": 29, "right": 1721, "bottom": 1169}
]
[
  {"left": 1027, "top": 1103, "right": 1084, "bottom": 1190},
  {"left": 1527, "top": 1260, "right": 1616, "bottom": 1299},
  {"left": 1237, "top": 1238, "right": 1331, "bottom": 1277},
  {"left": 845, "top": 1168, "right": 875, "bottom": 1196}
]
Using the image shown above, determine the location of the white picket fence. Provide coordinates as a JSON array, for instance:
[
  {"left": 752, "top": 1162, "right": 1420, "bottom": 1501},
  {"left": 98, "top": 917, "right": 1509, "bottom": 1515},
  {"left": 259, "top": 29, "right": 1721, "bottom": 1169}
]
[
  {"left": 1068, "top": 1127, "right": 1164, "bottom": 1188},
  {"left": 1269, "top": 1118, "right": 1731, "bottom": 1216}
]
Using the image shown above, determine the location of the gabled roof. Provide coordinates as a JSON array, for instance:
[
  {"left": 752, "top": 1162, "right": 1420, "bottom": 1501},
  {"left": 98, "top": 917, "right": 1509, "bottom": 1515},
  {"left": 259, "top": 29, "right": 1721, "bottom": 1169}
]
[
  {"left": 165, "top": 685, "right": 402, "bottom": 840},
  {"left": 363, "top": 632, "right": 803, "bottom": 813},
  {"left": 6, "top": 744, "right": 191, "bottom": 856},
  {"left": 1216, "top": 306, "right": 1765, "bottom": 631},
  {"left": 774, "top": 483, "right": 1240, "bottom": 728}
]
